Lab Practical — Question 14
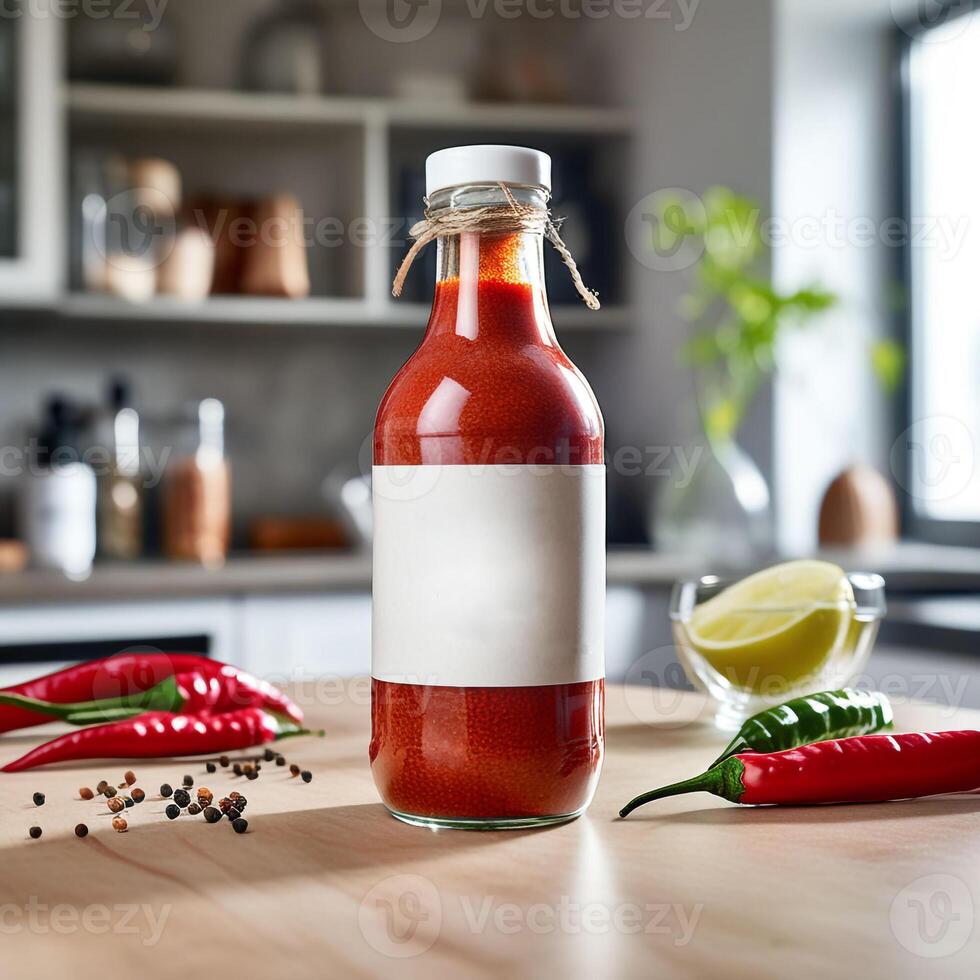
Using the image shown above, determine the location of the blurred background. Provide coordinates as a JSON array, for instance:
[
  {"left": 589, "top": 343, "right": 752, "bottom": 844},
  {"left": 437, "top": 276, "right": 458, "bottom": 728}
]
[{"left": 0, "top": 0, "right": 977, "bottom": 700}]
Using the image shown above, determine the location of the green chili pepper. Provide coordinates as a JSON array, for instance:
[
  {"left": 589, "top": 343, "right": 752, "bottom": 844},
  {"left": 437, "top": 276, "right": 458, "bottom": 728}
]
[
  {"left": 709, "top": 688, "right": 893, "bottom": 768},
  {"left": 0, "top": 676, "right": 183, "bottom": 726}
]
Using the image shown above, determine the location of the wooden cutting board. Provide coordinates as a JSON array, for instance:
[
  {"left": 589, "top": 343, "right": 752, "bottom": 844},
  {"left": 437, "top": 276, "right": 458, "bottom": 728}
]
[{"left": 0, "top": 684, "right": 977, "bottom": 979}]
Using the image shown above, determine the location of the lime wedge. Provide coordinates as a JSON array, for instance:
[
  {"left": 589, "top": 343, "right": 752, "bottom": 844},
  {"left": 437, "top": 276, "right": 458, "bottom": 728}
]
[{"left": 687, "top": 561, "right": 855, "bottom": 693}]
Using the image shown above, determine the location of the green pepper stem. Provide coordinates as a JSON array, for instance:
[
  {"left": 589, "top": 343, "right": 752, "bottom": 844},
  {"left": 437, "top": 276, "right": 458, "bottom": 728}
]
[
  {"left": 0, "top": 676, "right": 183, "bottom": 726},
  {"left": 619, "top": 758, "right": 745, "bottom": 818}
]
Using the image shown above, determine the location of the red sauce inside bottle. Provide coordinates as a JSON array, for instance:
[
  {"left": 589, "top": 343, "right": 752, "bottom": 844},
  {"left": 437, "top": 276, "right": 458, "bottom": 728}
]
[{"left": 371, "top": 232, "right": 604, "bottom": 822}]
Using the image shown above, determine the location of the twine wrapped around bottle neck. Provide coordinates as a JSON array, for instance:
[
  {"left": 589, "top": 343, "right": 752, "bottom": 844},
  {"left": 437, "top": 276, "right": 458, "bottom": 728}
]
[{"left": 391, "top": 183, "right": 600, "bottom": 311}]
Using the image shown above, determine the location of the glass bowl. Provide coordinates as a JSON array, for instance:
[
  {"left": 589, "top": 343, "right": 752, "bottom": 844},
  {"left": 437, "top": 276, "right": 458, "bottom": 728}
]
[{"left": 670, "top": 571, "right": 886, "bottom": 731}]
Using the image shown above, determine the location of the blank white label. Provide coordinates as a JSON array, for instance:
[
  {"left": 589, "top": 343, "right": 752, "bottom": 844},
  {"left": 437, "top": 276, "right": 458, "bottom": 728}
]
[{"left": 372, "top": 464, "right": 606, "bottom": 687}]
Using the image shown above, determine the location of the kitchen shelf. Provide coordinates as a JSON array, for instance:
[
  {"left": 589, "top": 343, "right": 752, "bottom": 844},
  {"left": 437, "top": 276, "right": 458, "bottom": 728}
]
[
  {"left": 48, "top": 293, "right": 630, "bottom": 331},
  {"left": 66, "top": 83, "right": 636, "bottom": 136}
]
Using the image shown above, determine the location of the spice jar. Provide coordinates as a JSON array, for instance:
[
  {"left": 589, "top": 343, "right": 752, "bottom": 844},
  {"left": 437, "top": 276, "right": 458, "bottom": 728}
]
[
  {"left": 371, "top": 145, "right": 605, "bottom": 830},
  {"left": 162, "top": 399, "right": 230, "bottom": 566}
]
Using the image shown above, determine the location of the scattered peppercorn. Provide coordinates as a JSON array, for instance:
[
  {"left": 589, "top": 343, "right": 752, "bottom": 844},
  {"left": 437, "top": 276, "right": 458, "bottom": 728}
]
[
  {"left": 301, "top": 771, "right": 312, "bottom": 783},
  {"left": 32, "top": 792, "right": 45, "bottom": 806},
  {"left": 104, "top": 786, "right": 116, "bottom": 799},
  {"left": 220, "top": 755, "right": 230, "bottom": 767},
  {"left": 182, "top": 775, "right": 194, "bottom": 788},
  {"left": 173, "top": 790, "right": 191, "bottom": 808},
  {"left": 80, "top": 787, "right": 95, "bottom": 800},
  {"left": 206, "top": 762, "right": 217, "bottom": 774},
  {"left": 111, "top": 817, "right": 128, "bottom": 833},
  {"left": 275, "top": 755, "right": 286, "bottom": 767},
  {"left": 289, "top": 765, "right": 300, "bottom": 777},
  {"left": 232, "top": 818, "right": 248, "bottom": 834},
  {"left": 187, "top": 803, "right": 202, "bottom": 816},
  {"left": 74, "top": 824, "right": 88, "bottom": 839},
  {"left": 226, "top": 807, "right": 241, "bottom": 821},
  {"left": 233, "top": 764, "right": 243, "bottom": 776},
  {"left": 124, "top": 771, "right": 137, "bottom": 786},
  {"left": 233, "top": 797, "right": 247, "bottom": 810},
  {"left": 243, "top": 763, "right": 254, "bottom": 775},
  {"left": 96, "top": 780, "right": 109, "bottom": 794},
  {"left": 263, "top": 748, "right": 275, "bottom": 762},
  {"left": 160, "top": 783, "right": 173, "bottom": 798},
  {"left": 108, "top": 798, "right": 125, "bottom": 813},
  {"left": 29, "top": 826, "right": 42, "bottom": 839},
  {"left": 165, "top": 804, "right": 180, "bottom": 820},
  {"left": 246, "top": 770, "right": 258, "bottom": 781},
  {"left": 204, "top": 806, "right": 222, "bottom": 824},
  {"left": 131, "top": 788, "right": 145, "bottom": 804},
  {"left": 197, "top": 788, "right": 213, "bottom": 805},
  {"left": 123, "top": 796, "right": 134, "bottom": 808}
]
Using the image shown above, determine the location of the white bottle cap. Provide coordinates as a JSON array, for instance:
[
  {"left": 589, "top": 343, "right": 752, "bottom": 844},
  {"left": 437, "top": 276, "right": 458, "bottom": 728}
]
[{"left": 425, "top": 145, "right": 552, "bottom": 196}]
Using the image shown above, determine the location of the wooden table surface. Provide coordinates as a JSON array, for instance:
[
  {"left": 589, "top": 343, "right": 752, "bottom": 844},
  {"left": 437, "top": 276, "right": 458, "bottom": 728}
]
[{"left": 1, "top": 682, "right": 978, "bottom": 979}]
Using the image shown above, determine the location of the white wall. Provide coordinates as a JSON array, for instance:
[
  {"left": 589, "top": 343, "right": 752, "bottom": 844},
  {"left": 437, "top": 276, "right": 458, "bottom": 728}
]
[
  {"left": 772, "top": 0, "right": 900, "bottom": 552},
  {"left": 597, "top": 0, "right": 777, "bottom": 538}
]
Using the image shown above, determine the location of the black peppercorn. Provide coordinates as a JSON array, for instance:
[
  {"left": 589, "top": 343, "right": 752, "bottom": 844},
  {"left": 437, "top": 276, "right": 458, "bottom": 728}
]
[
  {"left": 182, "top": 775, "right": 194, "bottom": 788},
  {"left": 233, "top": 764, "right": 243, "bottom": 776},
  {"left": 289, "top": 764, "right": 300, "bottom": 777},
  {"left": 206, "top": 762, "right": 217, "bottom": 774},
  {"left": 104, "top": 786, "right": 117, "bottom": 799},
  {"left": 74, "top": 824, "right": 88, "bottom": 838},
  {"left": 29, "top": 826, "right": 42, "bottom": 839},
  {"left": 301, "top": 771, "right": 313, "bottom": 783},
  {"left": 246, "top": 770, "right": 258, "bottom": 781},
  {"left": 96, "top": 780, "right": 109, "bottom": 794},
  {"left": 263, "top": 748, "right": 276, "bottom": 762},
  {"left": 220, "top": 755, "right": 230, "bottom": 767},
  {"left": 131, "top": 788, "right": 145, "bottom": 804},
  {"left": 187, "top": 803, "right": 202, "bottom": 815},
  {"left": 173, "top": 789, "right": 191, "bottom": 808},
  {"left": 160, "top": 783, "right": 173, "bottom": 798},
  {"left": 123, "top": 796, "right": 134, "bottom": 808},
  {"left": 226, "top": 807, "right": 241, "bottom": 822},
  {"left": 204, "top": 806, "right": 222, "bottom": 824},
  {"left": 165, "top": 804, "right": 180, "bottom": 820},
  {"left": 275, "top": 755, "right": 286, "bottom": 767},
  {"left": 232, "top": 818, "right": 248, "bottom": 834},
  {"left": 32, "top": 792, "right": 45, "bottom": 806}
]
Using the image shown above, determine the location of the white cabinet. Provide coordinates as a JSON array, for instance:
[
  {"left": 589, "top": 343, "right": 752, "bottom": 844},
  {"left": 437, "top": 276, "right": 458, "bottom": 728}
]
[{"left": 0, "top": 12, "right": 63, "bottom": 300}]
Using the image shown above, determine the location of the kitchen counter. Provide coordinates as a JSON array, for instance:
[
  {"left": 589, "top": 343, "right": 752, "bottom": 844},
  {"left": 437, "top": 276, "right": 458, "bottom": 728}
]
[
  {"left": 1, "top": 685, "right": 977, "bottom": 979},
  {"left": 1, "top": 541, "right": 977, "bottom": 605}
]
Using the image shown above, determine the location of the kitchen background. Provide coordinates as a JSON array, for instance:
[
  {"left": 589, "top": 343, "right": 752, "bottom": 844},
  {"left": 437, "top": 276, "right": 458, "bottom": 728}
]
[{"left": 0, "top": 0, "right": 977, "bottom": 701}]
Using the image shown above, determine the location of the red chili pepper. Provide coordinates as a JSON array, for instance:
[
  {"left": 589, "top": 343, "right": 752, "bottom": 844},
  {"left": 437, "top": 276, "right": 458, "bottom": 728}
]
[
  {"left": 0, "top": 655, "right": 302, "bottom": 733},
  {"left": 619, "top": 730, "right": 980, "bottom": 816},
  {"left": 1, "top": 707, "right": 316, "bottom": 772}
]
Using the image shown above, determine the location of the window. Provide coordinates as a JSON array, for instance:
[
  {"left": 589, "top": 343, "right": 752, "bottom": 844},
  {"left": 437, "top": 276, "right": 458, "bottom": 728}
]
[{"left": 903, "top": 8, "right": 980, "bottom": 541}]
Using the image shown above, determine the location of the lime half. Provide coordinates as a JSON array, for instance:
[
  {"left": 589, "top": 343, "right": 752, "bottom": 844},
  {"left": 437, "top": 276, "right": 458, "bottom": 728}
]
[{"left": 687, "top": 560, "right": 855, "bottom": 694}]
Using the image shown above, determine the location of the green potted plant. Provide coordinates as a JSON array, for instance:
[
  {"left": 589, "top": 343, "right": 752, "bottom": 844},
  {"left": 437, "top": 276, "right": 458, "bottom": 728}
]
[{"left": 651, "top": 187, "right": 837, "bottom": 556}]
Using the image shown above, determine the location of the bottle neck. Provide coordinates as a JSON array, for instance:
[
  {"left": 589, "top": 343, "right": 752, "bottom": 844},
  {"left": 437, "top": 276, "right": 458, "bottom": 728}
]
[{"left": 425, "top": 184, "right": 555, "bottom": 344}]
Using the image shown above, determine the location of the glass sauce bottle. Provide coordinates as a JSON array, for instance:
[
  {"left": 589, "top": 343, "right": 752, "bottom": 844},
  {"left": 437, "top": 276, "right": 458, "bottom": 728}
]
[{"left": 371, "top": 146, "right": 605, "bottom": 829}]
